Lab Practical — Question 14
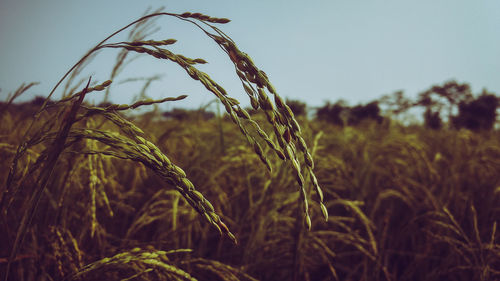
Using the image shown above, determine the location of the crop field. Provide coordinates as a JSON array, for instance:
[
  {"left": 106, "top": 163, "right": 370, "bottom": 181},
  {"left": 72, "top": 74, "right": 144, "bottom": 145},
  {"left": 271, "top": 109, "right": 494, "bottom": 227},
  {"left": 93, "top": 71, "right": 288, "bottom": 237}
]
[{"left": 1, "top": 11, "right": 499, "bottom": 281}]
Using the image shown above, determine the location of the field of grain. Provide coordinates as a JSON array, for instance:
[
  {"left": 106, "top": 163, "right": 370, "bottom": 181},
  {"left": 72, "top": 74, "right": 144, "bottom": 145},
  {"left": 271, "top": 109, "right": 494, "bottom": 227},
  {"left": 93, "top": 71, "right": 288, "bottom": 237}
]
[{"left": 1, "top": 11, "right": 499, "bottom": 281}]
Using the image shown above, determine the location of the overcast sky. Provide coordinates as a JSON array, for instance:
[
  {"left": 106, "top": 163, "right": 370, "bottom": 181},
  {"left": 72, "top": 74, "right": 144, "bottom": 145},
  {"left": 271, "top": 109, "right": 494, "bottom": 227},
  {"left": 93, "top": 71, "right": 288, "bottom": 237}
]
[{"left": 1, "top": 0, "right": 499, "bottom": 110}]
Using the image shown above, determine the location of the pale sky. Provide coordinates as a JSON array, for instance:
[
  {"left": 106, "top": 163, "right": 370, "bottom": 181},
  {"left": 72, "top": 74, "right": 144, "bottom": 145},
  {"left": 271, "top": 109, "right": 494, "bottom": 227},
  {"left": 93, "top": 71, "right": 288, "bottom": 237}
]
[{"left": 1, "top": 0, "right": 499, "bottom": 110}]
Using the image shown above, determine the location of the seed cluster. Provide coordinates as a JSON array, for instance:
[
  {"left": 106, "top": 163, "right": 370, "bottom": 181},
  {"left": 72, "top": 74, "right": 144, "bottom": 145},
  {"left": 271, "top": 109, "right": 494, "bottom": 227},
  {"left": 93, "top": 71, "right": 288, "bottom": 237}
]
[
  {"left": 92, "top": 11, "right": 329, "bottom": 229},
  {"left": 71, "top": 107, "right": 237, "bottom": 243},
  {"left": 206, "top": 23, "right": 329, "bottom": 228},
  {"left": 67, "top": 247, "right": 196, "bottom": 281}
]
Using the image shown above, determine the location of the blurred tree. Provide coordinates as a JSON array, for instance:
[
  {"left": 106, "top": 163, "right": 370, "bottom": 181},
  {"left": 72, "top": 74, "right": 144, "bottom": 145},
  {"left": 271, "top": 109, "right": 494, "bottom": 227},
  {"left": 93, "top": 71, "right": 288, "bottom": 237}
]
[
  {"left": 423, "top": 108, "right": 442, "bottom": 130},
  {"left": 379, "top": 90, "right": 413, "bottom": 116},
  {"left": 316, "top": 100, "right": 347, "bottom": 126},
  {"left": 347, "top": 101, "right": 384, "bottom": 125},
  {"left": 162, "top": 108, "right": 215, "bottom": 121},
  {"left": 285, "top": 99, "right": 307, "bottom": 116},
  {"left": 417, "top": 81, "right": 499, "bottom": 130},
  {"left": 31, "top": 95, "right": 55, "bottom": 106},
  {"left": 417, "top": 80, "right": 473, "bottom": 124},
  {"left": 316, "top": 100, "right": 384, "bottom": 126},
  {"left": 452, "top": 91, "right": 498, "bottom": 131}
]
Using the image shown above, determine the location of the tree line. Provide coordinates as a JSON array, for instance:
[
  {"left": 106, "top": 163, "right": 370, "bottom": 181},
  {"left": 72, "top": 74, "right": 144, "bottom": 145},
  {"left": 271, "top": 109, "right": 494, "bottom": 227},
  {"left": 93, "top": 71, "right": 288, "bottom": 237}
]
[
  {"left": 296, "top": 80, "right": 499, "bottom": 131},
  {"left": 3, "top": 80, "right": 498, "bottom": 131}
]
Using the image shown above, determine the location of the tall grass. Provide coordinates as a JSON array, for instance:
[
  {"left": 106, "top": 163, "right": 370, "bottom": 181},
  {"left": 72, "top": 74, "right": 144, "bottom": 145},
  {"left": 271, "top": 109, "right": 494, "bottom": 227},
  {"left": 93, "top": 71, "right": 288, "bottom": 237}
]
[{"left": 1, "top": 10, "right": 499, "bottom": 281}]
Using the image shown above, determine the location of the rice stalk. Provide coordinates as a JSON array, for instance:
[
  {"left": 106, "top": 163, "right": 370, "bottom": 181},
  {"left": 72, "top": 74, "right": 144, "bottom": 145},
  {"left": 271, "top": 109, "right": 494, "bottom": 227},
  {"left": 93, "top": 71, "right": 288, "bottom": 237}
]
[
  {"left": 3, "top": 78, "right": 93, "bottom": 281},
  {"left": 65, "top": 248, "right": 197, "bottom": 281}
]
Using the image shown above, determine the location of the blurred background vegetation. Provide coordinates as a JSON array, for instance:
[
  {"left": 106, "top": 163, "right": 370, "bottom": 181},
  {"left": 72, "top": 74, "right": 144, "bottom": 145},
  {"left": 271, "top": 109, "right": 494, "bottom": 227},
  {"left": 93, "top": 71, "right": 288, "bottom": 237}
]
[{"left": 1, "top": 79, "right": 499, "bottom": 280}]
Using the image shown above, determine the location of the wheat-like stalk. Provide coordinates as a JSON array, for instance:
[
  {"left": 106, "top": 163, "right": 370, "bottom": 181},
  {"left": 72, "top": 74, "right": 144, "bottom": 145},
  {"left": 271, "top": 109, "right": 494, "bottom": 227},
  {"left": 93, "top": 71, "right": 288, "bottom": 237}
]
[
  {"left": 65, "top": 248, "right": 196, "bottom": 281},
  {"left": 92, "top": 11, "right": 329, "bottom": 229}
]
